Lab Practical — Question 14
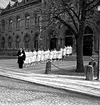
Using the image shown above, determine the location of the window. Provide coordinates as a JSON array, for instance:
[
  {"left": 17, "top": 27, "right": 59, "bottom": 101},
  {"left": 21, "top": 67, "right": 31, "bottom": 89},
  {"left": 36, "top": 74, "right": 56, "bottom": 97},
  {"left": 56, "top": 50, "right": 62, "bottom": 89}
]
[
  {"left": 34, "top": 33, "right": 39, "bottom": 50},
  {"left": 84, "top": 26, "right": 93, "bottom": 35},
  {"left": 9, "top": 18, "right": 13, "bottom": 30},
  {"left": 1, "top": 37, "right": 5, "bottom": 49},
  {"left": 24, "top": 34, "right": 30, "bottom": 49},
  {"left": 16, "top": 42, "right": 19, "bottom": 48},
  {"left": 16, "top": 36, "right": 20, "bottom": 48},
  {"left": 34, "top": 12, "right": 40, "bottom": 25},
  {"left": 25, "top": 13, "right": 30, "bottom": 28},
  {"left": 8, "top": 42, "right": 12, "bottom": 48},
  {"left": 16, "top": 16, "right": 20, "bottom": 29},
  {"left": 8, "top": 36, "right": 12, "bottom": 48},
  {"left": 2, "top": 20, "right": 5, "bottom": 32}
]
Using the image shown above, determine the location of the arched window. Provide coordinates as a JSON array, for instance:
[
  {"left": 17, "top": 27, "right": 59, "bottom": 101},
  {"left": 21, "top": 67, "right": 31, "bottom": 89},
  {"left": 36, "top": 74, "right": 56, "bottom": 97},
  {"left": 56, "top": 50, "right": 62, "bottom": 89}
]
[
  {"left": 34, "top": 33, "right": 39, "bottom": 51},
  {"left": 65, "top": 29, "right": 74, "bottom": 47},
  {"left": 16, "top": 16, "right": 20, "bottom": 29},
  {"left": 2, "top": 19, "right": 5, "bottom": 32},
  {"left": 8, "top": 36, "right": 12, "bottom": 48},
  {"left": 49, "top": 30, "right": 57, "bottom": 50},
  {"left": 34, "top": 12, "right": 40, "bottom": 25},
  {"left": 65, "top": 29, "right": 73, "bottom": 36},
  {"left": 84, "top": 26, "right": 93, "bottom": 45},
  {"left": 84, "top": 26, "right": 93, "bottom": 35},
  {"left": 34, "top": 12, "right": 37, "bottom": 25},
  {"left": 9, "top": 18, "right": 13, "bottom": 30},
  {"left": 16, "top": 35, "right": 20, "bottom": 48},
  {"left": 25, "top": 13, "right": 30, "bottom": 28},
  {"left": 24, "top": 34, "right": 30, "bottom": 49},
  {"left": 1, "top": 37, "right": 5, "bottom": 49},
  {"left": 83, "top": 26, "right": 93, "bottom": 56}
]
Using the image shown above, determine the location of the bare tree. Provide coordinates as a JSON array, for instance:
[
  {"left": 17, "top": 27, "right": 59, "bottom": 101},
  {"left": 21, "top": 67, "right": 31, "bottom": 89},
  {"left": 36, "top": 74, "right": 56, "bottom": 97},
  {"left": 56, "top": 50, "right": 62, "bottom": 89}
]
[{"left": 42, "top": 0, "right": 100, "bottom": 72}]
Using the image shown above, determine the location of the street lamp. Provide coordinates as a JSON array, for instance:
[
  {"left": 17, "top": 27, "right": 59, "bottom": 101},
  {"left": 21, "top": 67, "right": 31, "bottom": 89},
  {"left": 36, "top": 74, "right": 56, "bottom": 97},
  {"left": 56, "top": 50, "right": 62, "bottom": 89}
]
[{"left": 97, "top": 5, "right": 100, "bottom": 80}]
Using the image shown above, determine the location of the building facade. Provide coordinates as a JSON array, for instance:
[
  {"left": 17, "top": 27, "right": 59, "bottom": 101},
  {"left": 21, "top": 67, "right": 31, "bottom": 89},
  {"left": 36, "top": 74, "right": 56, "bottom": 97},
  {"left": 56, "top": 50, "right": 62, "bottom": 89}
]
[{"left": 0, "top": 0, "right": 100, "bottom": 56}]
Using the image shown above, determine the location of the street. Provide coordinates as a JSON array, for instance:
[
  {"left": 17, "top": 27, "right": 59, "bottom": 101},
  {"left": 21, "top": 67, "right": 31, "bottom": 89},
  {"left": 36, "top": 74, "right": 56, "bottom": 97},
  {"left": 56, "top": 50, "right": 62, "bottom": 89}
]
[{"left": 0, "top": 76, "right": 100, "bottom": 105}]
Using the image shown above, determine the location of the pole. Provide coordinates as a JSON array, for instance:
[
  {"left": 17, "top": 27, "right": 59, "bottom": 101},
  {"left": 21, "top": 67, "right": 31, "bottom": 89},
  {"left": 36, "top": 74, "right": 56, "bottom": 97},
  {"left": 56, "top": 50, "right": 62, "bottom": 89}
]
[
  {"left": 97, "top": 6, "right": 100, "bottom": 80},
  {"left": 97, "top": 33, "right": 99, "bottom": 80}
]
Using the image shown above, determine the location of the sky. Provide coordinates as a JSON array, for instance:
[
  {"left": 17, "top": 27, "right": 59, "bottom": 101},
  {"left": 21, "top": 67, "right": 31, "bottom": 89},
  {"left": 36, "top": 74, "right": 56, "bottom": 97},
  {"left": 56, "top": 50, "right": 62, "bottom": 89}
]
[
  {"left": 0, "top": 0, "right": 10, "bottom": 8},
  {"left": 0, "top": 0, "right": 22, "bottom": 8}
]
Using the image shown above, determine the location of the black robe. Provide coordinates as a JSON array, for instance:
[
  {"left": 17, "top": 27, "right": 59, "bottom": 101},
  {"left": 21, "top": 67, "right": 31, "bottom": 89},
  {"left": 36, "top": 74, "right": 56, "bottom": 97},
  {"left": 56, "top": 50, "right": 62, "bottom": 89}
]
[{"left": 17, "top": 50, "right": 26, "bottom": 64}]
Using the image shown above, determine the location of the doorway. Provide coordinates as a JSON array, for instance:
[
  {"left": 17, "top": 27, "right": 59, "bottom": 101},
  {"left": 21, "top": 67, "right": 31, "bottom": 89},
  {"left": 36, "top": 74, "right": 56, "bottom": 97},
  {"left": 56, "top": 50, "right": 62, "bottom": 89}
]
[
  {"left": 34, "top": 33, "right": 39, "bottom": 51},
  {"left": 50, "top": 38, "right": 57, "bottom": 50},
  {"left": 83, "top": 26, "right": 93, "bottom": 56},
  {"left": 83, "top": 35, "right": 93, "bottom": 56},
  {"left": 65, "top": 37, "right": 73, "bottom": 47},
  {"left": 65, "top": 29, "right": 73, "bottom": 47}
]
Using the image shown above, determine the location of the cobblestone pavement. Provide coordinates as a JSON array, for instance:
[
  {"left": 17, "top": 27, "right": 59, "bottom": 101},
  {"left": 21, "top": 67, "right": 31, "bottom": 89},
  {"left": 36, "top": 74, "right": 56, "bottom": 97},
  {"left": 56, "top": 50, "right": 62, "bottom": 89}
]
[{"left": 0, "top": 76, "right": 100, "bottom": 105}]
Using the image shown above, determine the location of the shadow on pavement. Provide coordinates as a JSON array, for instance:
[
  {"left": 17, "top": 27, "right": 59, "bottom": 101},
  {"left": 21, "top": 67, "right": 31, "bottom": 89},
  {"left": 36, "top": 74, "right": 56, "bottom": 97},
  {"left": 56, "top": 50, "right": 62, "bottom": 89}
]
[{"left": 50, "top": 68, "right": 85, "bottom": 76}]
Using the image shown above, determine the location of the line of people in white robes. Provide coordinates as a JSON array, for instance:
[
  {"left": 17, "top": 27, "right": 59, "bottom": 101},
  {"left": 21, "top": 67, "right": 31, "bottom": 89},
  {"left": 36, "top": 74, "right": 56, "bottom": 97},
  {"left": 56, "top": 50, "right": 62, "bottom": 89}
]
[{"left": 24, "top": 46, "right": 72, "bottom": 67}]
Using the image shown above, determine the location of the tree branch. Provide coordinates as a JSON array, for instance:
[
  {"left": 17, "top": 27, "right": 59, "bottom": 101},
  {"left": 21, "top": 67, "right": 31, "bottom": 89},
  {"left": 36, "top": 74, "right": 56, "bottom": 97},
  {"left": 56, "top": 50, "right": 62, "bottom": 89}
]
[
  {"left": 54, "top": 16, "right": 77, "bottom": 35},
  {"left": 60, "top": 0, "right": 79, "bottom": 33},
  {"left": 86, "top": 1, "right": 100, "bottom": 12},
  {"left": 69, "top": 7, "right": 80, "bottom": 22},
  {"left": 66, "top": 8, "right": 79, "bottom": 33},
  {"left": 86, "top": 0, "right": 98, "bottom": 8}
]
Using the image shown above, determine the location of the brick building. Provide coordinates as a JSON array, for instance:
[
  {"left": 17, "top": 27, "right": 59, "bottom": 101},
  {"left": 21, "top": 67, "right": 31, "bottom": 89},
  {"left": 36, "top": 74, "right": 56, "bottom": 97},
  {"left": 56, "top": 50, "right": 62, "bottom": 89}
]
[{"left": 0, "top": 0, "right": 100, "bottom": 56}]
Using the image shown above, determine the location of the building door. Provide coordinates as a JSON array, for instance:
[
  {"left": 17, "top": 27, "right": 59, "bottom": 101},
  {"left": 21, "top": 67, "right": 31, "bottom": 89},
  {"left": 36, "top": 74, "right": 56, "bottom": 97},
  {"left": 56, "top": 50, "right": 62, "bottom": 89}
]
[
  {"left": 24, "top": 34, "right": 30, "bottom": 49},
  {"left": 50, "top": 38, "right": 57, "bottom": 50},
  {"left": 34, "top": 33, "right": 39, "bottom": 51},
  {"left": 83, "top": 35, "right": 93, "bottom": 56},
  {"left": 49, "top": 30, "right": 57, "bottom": 50},
  {"left": 34, "top": 40, "right": 38, "bottom": 51},
  {"left": 65, "top": 29, "right": 73, "bottom": 47},
  {"left": 65, "top": 37, "right": 73, "bottom": 46},
  {"left": 83, "top": 26, "right": 93, "bottom": 56},
  {"left": 1, "top": 37, "right": 5, "bottom": 49}
]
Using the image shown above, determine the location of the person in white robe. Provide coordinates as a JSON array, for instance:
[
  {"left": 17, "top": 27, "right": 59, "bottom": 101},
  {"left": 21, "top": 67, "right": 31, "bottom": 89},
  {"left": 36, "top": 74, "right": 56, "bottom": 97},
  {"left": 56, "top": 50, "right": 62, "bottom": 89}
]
[
  {"left": 66, "top": 46, "right": 70, "bottom": 56},
  {"left": 50, "top": 50, "right": 53, "bottom": 61},
  {"left": 28, "top": 51, "right": 30, "bottom": 65},
  {"left": 45, "top": 50, "right": 49, "bottom": 61},
  {"left": 37, "top": 49, "right": 41, "bottom": 62},
  {"left": 63, "top": 46, "right": 66, "bottom": 58},
  {"left": 54, "top": 49, "right": 57, "bottom": 61},
  {"left": 33, "top": 50, "right": 37, "bottom": 63},
  {"left": 40, "top": 50, "right": 43, "bottom": 62},
  {"left": 46, "top": 49, "right": 50, "bottom": 60},
  {"left": 24, "top": 50, "right": 29, "bottom": 67},
  {"left": 31, "top": 50, "right": 35, "bottom": 65},
  {"left": 69, "top": 46, "right": 72, "bottom": 55}
]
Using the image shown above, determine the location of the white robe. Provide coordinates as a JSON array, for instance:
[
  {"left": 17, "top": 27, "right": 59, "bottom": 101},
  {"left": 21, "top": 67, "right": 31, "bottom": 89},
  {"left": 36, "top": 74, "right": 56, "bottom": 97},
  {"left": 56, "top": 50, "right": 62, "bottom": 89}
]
[
  {"left": 50, "top": 50, "right": 53, "bottom": 60},
  {"left": 24, "top": 51, "right": 29, "bottom": 64},
  {"left": 37, "top": 50, "right": 41, "bottom": 62},
  {"left": 33, "top": 51, "right": 37, "bottom": 62}
]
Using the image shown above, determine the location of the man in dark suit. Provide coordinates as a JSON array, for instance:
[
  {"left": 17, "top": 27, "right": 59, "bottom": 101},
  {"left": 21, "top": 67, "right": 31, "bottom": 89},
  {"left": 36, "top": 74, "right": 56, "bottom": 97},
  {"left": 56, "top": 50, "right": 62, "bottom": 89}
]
[{"left": 17, "top": 48, "right": 26, "bottom": 69}]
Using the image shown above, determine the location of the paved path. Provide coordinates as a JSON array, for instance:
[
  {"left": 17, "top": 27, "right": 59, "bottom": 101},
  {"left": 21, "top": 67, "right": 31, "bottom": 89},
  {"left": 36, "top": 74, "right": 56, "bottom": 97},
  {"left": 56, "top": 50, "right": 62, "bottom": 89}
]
[
  {"left": 1, "top": 76, "right": 100, "bottom": 105},
  {"left": 0, "top": 57, "right": 100, "bottom": 98}
]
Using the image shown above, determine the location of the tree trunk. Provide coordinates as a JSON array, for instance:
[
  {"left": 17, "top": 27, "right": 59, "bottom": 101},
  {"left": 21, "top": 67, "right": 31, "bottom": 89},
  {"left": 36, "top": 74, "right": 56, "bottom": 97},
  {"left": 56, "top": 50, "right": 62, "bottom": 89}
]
[
  {"left": 75, "top": 24, "right": 84, "bottom": 72},
  {"left": 75, "top": 0, "right": 86, "bottom": 72}
]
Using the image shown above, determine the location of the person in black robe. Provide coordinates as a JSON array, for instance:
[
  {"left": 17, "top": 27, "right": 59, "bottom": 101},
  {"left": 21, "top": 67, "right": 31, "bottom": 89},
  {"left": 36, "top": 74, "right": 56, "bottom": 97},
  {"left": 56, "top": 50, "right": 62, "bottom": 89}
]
[{"left": 17, "top": 48, "right": 26, "bottom": 69}]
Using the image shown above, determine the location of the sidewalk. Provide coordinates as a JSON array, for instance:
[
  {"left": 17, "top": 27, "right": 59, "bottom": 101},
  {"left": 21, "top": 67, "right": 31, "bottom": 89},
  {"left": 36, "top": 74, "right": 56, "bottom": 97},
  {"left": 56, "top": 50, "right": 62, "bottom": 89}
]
[{"left": 0, "top": 65, "right": 100, "bottom": 98}]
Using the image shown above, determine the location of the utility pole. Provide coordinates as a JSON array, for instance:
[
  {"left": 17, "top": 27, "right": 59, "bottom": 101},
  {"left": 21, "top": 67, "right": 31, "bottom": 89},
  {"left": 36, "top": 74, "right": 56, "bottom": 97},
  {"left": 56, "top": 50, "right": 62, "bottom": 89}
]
[{"left": 97, "top": 5, "right": 100, "bottom": 80}]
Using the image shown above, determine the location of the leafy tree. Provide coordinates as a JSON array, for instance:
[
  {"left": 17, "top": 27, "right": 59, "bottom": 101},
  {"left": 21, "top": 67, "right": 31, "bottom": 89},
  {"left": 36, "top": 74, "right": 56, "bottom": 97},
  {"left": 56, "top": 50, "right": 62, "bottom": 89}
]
[{"left": 43, "top": 0, "right": 100, "bottom": 72}]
